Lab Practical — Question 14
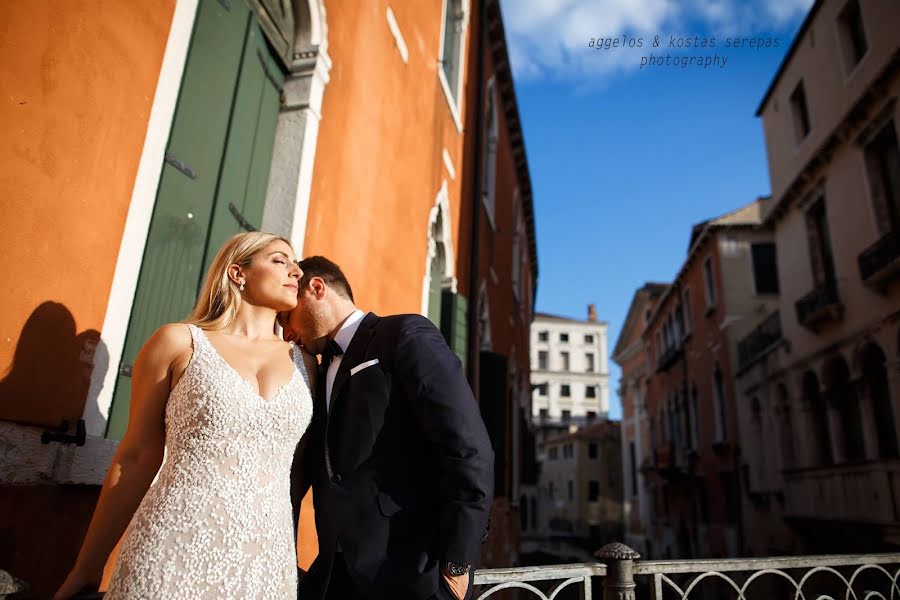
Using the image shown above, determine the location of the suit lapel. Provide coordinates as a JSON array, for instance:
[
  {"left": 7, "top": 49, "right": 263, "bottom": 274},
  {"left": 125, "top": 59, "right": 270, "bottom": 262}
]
[{"left": 328, "top": 312, "right": 378, "bottom": 418}]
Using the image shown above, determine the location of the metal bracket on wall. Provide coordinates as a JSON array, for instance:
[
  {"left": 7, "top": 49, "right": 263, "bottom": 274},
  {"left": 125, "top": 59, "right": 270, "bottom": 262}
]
[
  {"left": 164, "top": 152, "right": 198, "bottom": 180},
  {"left": 229, "top": 202, "right": 259, "bottom": 232},
  {"left": 41, "top": 419, "right": 87, "bottom": 446},
  {"left": 118, "top": 362, "right": 133, "bottom": 377}
]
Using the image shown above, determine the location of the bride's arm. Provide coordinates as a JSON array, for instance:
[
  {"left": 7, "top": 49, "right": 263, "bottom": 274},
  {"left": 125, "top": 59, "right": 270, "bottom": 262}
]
[{"left": 54, "top": 324, "right": 190, "bottom": 599}]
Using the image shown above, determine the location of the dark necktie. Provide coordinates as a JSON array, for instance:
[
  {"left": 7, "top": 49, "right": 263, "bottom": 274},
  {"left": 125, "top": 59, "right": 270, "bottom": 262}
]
[{"left": 321, "top": 338, "right": 344, "bottom": 371}]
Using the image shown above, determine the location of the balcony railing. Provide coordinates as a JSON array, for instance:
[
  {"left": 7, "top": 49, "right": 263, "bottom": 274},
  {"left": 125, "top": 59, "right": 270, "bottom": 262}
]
[
  {"left": 473, "top": 543, "right": 900, "bottom": 599},
  {"left": 736, "top": 312, "right": 781, "bottom": 372},
  {"left": 859, "top": 230, "right": 900, "bottom": 288},
  {"left": 783, "top": 459, "right": 900, "bottom": 524},
  {"left": 656, "top": 343, "right": 683, "bottom": 373},
  {"left": 795, "top": 280, "right": 842, "bottom": 331}
]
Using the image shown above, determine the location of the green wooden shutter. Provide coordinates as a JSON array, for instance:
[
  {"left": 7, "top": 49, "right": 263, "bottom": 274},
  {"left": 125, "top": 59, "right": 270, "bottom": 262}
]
[
  {"left": 440, "top": 290, "right": 467, "bottom": 369},
  {"left": 203, "top": 20, "right": 284, "bottom": 273},
  {"left": 427, "top": 256, "right": 443, "bottom": 327},
  {"left": 107, "top": 1, "right": 286, "bottom": 439}
]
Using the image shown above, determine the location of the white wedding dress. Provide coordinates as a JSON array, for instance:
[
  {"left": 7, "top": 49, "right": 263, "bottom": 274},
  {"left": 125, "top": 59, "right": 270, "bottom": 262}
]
[{"left": 105, "top": 324, "right": 312, "bottom": 600}]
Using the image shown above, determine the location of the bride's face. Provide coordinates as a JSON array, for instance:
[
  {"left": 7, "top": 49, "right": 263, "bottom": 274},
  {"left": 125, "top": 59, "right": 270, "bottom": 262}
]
[{"left": 237, "top": 240, "right": 301, "bottom": 313}]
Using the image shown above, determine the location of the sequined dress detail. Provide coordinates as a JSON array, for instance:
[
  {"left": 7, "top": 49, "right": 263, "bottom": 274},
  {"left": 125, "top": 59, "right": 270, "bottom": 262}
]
[{"left": 106, "top": 324, "right": 312, "bottom": 599}]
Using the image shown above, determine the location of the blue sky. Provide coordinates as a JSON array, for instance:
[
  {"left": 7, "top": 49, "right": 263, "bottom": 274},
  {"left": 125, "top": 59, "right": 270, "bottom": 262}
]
[{"left": 498, "top": 0, "right": 815, "bottom": 419}]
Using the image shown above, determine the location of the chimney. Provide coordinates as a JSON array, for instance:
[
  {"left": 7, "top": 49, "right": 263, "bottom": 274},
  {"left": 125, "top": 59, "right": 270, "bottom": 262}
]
[{"left": 588, "top": 303, "right": 597, "bottom": 322}]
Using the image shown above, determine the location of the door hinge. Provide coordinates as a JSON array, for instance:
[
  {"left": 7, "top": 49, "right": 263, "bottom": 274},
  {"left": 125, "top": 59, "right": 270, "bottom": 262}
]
[
  {"left": 229, "top": 202, "right": 259, "bottom": 232},
  {"left": 164, "top": 152, "right": 198, "bottom": 180},
  {"left": 119, "top": 362, "right": 133, "bottom": 377}
]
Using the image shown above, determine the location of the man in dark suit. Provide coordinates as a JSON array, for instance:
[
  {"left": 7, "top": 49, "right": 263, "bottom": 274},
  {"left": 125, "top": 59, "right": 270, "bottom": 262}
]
[{"left": 282, "top": 256, "right": 494, "bottom": 600}]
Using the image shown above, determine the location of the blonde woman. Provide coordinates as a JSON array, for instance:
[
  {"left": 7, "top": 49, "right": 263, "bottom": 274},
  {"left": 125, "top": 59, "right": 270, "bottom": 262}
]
[{"left": 55, "top": 232, "right": 316, "bottom": 599}]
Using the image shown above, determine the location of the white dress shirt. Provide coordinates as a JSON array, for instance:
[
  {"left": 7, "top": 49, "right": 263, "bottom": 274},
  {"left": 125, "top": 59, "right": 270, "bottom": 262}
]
[{"left": 326, "top": 309, "right": 365, "bottom": 412}]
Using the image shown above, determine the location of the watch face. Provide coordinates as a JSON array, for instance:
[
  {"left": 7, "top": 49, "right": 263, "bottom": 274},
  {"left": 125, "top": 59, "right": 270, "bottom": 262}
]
[{"left": 447, "top": 562, "right": 469, "bottom": 577}]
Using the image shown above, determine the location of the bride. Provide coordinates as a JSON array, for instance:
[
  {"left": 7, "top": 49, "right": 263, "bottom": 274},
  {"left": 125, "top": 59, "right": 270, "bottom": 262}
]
[{"left": 55, "top": 232, "right": 316, "bottom": 599}]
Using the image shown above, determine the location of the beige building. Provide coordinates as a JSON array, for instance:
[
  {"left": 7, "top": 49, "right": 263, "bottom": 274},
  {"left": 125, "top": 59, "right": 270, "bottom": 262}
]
[
  {"left": 634, "top": 198, "right": 778, "bottom": 560},
  {"left": 614, "top": 283, "right": 667, "bottom": 558},
  {"left": 537, "top": 420, "right": 623, "bottom": 550},
  {"left": 529, "top": 308, "right": 611, "bottom": 455},
  {"left": 737, "top": 0, "right": 900, "bottom": 554}
]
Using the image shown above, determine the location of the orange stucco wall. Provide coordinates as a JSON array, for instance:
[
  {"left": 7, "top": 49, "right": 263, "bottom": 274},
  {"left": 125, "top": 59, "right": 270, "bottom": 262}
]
[
  {"left": 303, "top": 0, "right": 467, "bottom": 316},
  {"left": 0, "top": 0, "right": 175, "bottom": 427}
]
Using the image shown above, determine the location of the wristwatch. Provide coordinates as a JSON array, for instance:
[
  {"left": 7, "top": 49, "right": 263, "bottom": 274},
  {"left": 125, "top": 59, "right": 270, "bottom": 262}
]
[{"left": 442, "top": 561, "right": 470, "bottom": 577}]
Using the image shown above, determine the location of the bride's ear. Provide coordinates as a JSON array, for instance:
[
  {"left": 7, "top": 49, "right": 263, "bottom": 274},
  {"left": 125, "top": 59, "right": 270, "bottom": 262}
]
[{"left": 227, "top": 264, "right": 244, "bottom": 285}]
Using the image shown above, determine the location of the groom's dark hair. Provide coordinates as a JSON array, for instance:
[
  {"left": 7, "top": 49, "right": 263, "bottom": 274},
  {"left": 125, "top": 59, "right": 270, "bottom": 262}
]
[{"left": 298, "top": 256, "right": 354, "bottom": 302}]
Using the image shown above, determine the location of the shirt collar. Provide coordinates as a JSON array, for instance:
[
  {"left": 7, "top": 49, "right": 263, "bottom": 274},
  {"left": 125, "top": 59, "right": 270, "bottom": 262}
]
[{"left": 333, "top": 309, "right": 365, "bottom": 354}]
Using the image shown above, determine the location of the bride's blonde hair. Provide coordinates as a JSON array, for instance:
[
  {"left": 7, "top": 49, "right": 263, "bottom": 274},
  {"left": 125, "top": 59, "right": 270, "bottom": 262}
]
[{"left": 186, "top": 232, "right": 293, "bottom": 330}]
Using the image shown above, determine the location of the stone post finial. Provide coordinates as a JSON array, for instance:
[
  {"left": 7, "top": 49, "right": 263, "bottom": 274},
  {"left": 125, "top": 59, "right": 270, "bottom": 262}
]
[
  {"left": 594, "top": 542, "right": 641, "bottom": 561},
  {"left": 595, "top": 543, "right": 639, "bottom": 600}
]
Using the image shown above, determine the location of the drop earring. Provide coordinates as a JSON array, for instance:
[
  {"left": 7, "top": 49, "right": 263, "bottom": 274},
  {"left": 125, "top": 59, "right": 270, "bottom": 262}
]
[{"left": 239, "top": 281, "right": 245, "bottom": 292}]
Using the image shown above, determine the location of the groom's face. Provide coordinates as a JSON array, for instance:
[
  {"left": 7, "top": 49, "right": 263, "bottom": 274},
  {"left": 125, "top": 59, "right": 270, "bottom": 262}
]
[{"left": 280, "top": 279, "right": 331, "bottom": 353}]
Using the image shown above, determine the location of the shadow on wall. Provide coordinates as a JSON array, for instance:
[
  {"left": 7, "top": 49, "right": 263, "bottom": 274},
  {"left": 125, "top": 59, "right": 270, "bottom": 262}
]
[{"left": 0, "top": 301, "right": 108, "bottom": 430}]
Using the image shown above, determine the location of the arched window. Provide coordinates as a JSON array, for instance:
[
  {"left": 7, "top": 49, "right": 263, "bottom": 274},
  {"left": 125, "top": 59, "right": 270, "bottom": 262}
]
[
  {"left": 803, "top": 370, "right": 833, "bottom": 465},
  {"left": 713, "top": 365, "right": 727, "bottom": 442},
  {"left": 482, "top": 79, "right": 498, "bottom": 228},
  {"left": 422, "top": 183, "right": 455, "bottom": 326},
  {"left": 690, "top": 384, "right": 700, "bottom": 450},
  {"left": 478, "top": 282, "right": 492, "bottom": 351},
  {"left": 824, "top": 355, "right": 865, "bottom": 462},
  {"left": 861, "top": 343, "right": 898, "bottom": 459},
  {"left": 775, "top": 383, "right": 795, "bottom": 468}
]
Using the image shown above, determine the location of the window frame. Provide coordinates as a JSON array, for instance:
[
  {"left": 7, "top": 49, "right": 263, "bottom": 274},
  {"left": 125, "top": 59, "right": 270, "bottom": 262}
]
[
  {"left": 836, "top": 0, "right": 868, "bottom": 77},
  {"left": 750, "top": 242, "right": 780, "bottom": 295},
  {"left": 437, "top": 0, "right": 469, "bottom": 132},
  {"left": 790, "top": 80, "right": 812, "bottom": 144},
  {"left": 703, "top": 255, "right": 717, "bottom": 311}
]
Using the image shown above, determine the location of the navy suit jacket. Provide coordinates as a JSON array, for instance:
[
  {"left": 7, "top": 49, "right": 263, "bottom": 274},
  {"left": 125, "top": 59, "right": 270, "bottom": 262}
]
[{"left": 295, "top": 312, "right": 494, "bottom": 600}]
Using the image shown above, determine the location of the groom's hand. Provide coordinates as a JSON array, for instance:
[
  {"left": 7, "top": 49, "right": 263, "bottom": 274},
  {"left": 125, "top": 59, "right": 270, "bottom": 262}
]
[{"left": 440, "top": 570, "right": 468, "bottom": 600}]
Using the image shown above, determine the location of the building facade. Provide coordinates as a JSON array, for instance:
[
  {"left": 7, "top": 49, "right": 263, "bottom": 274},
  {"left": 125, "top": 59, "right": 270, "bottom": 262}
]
[
  {"left": 737, "top": 0, "right": 900, "bottom": 555},
  {"left": 614, "top": 283, "right": 667, "bottom": 558},
  {"left": 0, "top": 0, "right": 537, "bottom": 594},
  {"left": 636, "top": 198, "right": 779, "bottom": 559},
  {"left": 534, "top": 420, "right": 623, "bottom": 557},
  {"left": 529, "top": 307, "right": 611, "bottom": 453}
]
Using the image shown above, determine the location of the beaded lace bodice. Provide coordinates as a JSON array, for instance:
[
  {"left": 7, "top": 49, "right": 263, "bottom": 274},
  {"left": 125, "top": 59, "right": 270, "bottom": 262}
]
[{"left": 106, "top": 324, "right": 312, "bottom": 600}]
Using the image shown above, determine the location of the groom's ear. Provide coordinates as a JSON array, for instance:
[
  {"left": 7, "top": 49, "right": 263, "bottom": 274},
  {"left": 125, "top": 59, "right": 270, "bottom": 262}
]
[{"left": 309, "top": 276, "right": 327, "bottom": 299}]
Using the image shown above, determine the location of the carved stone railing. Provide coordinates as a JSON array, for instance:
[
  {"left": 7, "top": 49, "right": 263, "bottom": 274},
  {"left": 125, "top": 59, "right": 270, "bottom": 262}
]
[
  {"left": 656, "top": 343, "right": 683, "bottom": 373},
  {"left": 783, "top": 459, "right": 900, "bottom": 524},
  {"left": 737, "top": 311, "right": 781, "bottom": 372},
  {"left": 859, "top": 230, "right": 900, "bottom": 288},
  {"left": 795, "top": 280, "right": 842, "bottom": 331},
  {"left": 473, "top": 543, "right": 900, "bottom": 599}
]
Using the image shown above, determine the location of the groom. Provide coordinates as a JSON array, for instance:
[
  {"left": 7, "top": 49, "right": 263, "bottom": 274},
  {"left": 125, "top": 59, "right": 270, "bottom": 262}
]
[{"left": 283, "top": 256, "right": 494, "bottom": 600}]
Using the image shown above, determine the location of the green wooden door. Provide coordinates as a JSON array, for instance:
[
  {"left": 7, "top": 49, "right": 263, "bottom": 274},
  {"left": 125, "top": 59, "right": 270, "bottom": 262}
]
[
  {"left": 427, "top": 252, "right": 444, "bottom": 327},
  {"left": 107, "top": 0, "right": 285, "bottom": 439}
]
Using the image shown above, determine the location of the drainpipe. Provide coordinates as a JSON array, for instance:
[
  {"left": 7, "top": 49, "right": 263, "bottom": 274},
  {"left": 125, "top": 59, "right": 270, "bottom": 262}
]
[{"left": 466, "top": 0, "right": 487, "bottom": 388}]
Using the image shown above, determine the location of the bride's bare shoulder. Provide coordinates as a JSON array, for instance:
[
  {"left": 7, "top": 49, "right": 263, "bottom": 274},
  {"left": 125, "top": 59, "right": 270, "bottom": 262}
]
[{"left": 139, "top": 323, "right": 194, "bottom": 362}]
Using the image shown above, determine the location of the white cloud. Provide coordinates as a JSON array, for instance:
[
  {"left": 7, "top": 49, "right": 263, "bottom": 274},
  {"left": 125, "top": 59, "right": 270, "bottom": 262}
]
[{"left": 499, "top": 0, "right": 814, "bottom": 83}]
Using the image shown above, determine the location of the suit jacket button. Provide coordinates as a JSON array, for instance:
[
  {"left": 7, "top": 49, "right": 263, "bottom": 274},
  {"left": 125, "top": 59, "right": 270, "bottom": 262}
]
[{"left": 331, "top": 474, "right": 342, "bottom": 484}]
